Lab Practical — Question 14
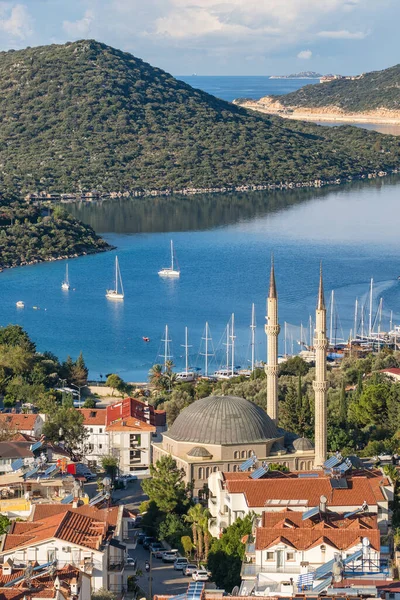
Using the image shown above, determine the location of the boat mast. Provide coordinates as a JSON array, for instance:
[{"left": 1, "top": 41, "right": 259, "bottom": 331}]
[
  {"left": 225, "top": 322, "right": 230, "bottom": 370},
  {"left": 182, "top": 326, "right": 192, "bottom": 374},
  {"left": 361, "top": 304, "right": 365, "bottom": 338},
  {"left": 390, "top": 310, "right": 393, "bottom": 332},
  {"left": 162, "top": 324, "right": 172, "bottom": 372},
  {"left": 201, "top": 322, "right": 213, "bottom": 377},
  {"left": 66, "top": 263, "right": 69, "bottom": 285},
  {"left": 250, "top": 303, "right": 256, "bottom": 371},
  {"left": 284, "top": 321, "right": 287, "bottom": 357},
  {"left": 368, "top": 278, "right": 373, "bottom": 336},
  {"left": 171, "top": 240, "right": 174, "bottom": 271},
  {"left": 231, "top": 313, "right": 235, "bottom": 376},
  {"left": 354, "top": 298, "right": 358, "bottom": 340},
  {"left": 329, "top": 290, "right": 334, "bottom": 344}
]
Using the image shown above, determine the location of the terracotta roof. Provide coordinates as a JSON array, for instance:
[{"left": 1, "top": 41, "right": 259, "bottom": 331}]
[
  {"left": 261, "top": 510, "right": 378, "bottom": 530},
  {"left": 380, "top": 368, "right": 400, "bottom": 375},
  {"left": 106, "top": 416, "right": 155, "bottom": 432},
  {"left": 31, "top": 503, "right": 119, "bottom": 527},
  {"left": 225, "top": 474, "right": 388, "bottom": 507},
  {"left": 2, "top": 506, "right": 118, "bottom": 552},
  {"left": 0, "top": 414, "right": 39, "bottom": 431},
  {"left": 256, "top": 527, "right": 380, "bottom": 551},
  {"left": 0, "top": 442, "right": 33, "bottom": 459},
  {"left": 77, "top": 408, "right": 107, "bottom": 426}
]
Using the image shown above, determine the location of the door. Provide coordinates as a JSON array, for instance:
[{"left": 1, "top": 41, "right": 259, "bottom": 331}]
[{"left": 277, "top": 550, "right": 284, "bottom": 571}]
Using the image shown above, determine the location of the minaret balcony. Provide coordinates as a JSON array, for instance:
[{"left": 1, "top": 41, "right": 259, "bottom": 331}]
[
  {"left": 265, "top": 325, "right": 280, "bottom": 335},
  {"left": 312, "top": 381, "right": 329, "bottom": 392}
]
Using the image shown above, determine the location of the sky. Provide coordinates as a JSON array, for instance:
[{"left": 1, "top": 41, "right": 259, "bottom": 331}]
[{"left": 0, "top": 0, "right": 398, "bottom": 76}]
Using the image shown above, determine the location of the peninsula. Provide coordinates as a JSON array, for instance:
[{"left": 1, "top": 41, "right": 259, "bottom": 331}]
[
  {"left": 235, "top": 63, "right": 400, "bottom": 124},
  {"left": 0, "top": 202, "right": 110, "bottom": 270},
  {"left": 269, "top": 71, "right": 322, "bottom": 79},
  {"left": 0, "top": 41, "right": 400, "bottom": 198}
]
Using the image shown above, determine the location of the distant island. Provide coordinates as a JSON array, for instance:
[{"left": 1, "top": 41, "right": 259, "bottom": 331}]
[
  {"left": 270, "top": 71, "right": 322, "bottom": 79},
  {"left": 0, "top": 201, "right": 110, "bottom": 270},
  {"left": 0, "top": 40, "right": 399, "bottom": 199},
  {"left": 235, "top": 64, "right": 400, "bottom": 124}
]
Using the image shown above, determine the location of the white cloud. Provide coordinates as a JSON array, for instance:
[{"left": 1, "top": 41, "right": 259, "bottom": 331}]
[
  {"left": 0, "top": 3, "right": 32, "bottom": 39},
  {"left": 63, "top": 9, "right": 94, "bottom": 37},
  {"left": 317, "top": 29, "right": 368, "bottom": 39},
  {"left": 297, "top": 49, "right": 312, "bottom": 59}
]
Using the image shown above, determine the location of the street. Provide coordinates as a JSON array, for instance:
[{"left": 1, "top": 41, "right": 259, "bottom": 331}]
[{"left": 132, "top": 542, "right": 190, "bottom": 598}]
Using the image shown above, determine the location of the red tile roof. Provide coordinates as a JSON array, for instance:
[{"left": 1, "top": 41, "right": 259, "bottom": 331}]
[
  {"left": 256, "top": 527, "right": 380, "bottom": 551},
  {"left": 106, "top": 397, "right": 166, "bottom": 427},
  {"left": 380, "top": 368, "right": 400, "bottom": 375},
  {"left": 261, "top": 510, "right": 378, "bottom": 530},
  {"left": 0, "top": 564, "right": 82, "bottom": 599},
  {"left": 77, "top": 408, "right": 107, "bottom": 426},
  {"left": 106, "top": 416, "right": 155, "bottom": 432},
  {"left": 225, "top": 474, "right": 389, "bottom": 508},
  {"left": 0, "top": 414, "right": 39, "bottom": 431}
]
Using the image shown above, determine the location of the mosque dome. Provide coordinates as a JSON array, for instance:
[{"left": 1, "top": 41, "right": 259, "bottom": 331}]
[
  {"left": 293, "top": 437, "right": 315, "bottom": 452},
  {"left": 187, "top": 446, "right": 213, "bottom": 458},
  {"left": 167, "top": 395, "right": 279, "bottom": 445}
]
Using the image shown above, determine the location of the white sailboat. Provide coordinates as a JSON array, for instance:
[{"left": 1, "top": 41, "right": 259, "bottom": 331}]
[
  {"left": 61, "top": 263, "right": 70, "bottom": 291},
  {"left": 106, "top": 256, "right": 124, "bottom": 300},
  {"left": 177, "top": 327, "right": 196, "bottom": 382},
  {"left": 158, "top": 240, "right": 180, "bottom": 278}
]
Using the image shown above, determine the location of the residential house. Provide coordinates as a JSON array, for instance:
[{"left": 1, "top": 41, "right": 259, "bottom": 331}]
[
  {"left": 106, "top": 417, "right": 155, "bottom": 474},
  {"left": 0, "top": 414, "right": 44, "bottom": 438},
  {"left": 0, "top": 504, "right": 130, "bottom": 595},
  {"left": 0, "top": 442, "right": 43, "bottom": 476},
  {"left": 77, "top": 409, "right": 108, "bottom": 468},
  {"left": 208, "top": 469, "right": 393, "bottom": 537}
]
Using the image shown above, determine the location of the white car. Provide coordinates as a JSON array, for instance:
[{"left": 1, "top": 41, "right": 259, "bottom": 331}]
[
  {"left": 162, "top": 550, "right": 179, "bottom": 563},
  {"left": 118, "top": 474, "right": 137, "bottom": 483},
  {"left": 192, "top": 570, "right": 209, "bottom": 581}
]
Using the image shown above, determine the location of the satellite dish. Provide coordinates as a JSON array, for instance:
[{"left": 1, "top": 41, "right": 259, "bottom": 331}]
[
  {"left": 362, "top": 537, "right": 370, "bottom": 547},
  {"left": 320, "top": 495, "right": 328, "bottom": 504}
]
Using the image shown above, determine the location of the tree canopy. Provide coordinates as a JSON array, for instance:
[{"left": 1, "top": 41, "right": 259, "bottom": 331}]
[{"left": 142, "top": 454, "right": 191, "bottom": 513}]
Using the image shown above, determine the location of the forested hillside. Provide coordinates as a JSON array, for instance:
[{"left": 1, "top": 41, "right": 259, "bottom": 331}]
[
  {"left": 0, "top": 40, "right": 399, "bottom": 195},
  {"left": 271, "top": 64, "right": 400, "bottom": 112}
]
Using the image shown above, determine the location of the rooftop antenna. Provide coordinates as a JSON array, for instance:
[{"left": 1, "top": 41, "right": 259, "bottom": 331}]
[
  {"left": 250, "top": 303, "right": 256, "bottom": 372},
  {"left": 201, "top": 322, "right": 214, "bottom": 377}
]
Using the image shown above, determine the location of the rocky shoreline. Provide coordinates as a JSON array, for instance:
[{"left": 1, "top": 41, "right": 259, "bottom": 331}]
[
  {"left": 0, "top": 245, "right": 114, "bottom": 273},
  {"left": 234, "top": 97, "right": 400, "bottom": 125}
]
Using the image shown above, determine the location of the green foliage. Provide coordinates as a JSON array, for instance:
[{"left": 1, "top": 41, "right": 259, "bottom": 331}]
[
  {"left": 0, "top": 514, "right": 11, "bottom": 535},
  {"left": 279, "top": 356, "right": 310, "bottom": 376},
  {"left": 208, "top": 515, "right": 253, "bottom": 592},
  {"left": 0, "top": 41, "right": 398, "bottom": 197},
  {"left": 142, "top": 454, "right": 191, "bottom": 513},
  {"left": 181, "top": 535, "right": 194, "bottom": 557},
  {"left": 158, "top": 513, "right": 191, "bottom": 549},
  {"left": 106, "top": 373, "right": 126, "bottom": 395},
  {"left": 275, "top": 64, "right": 400, "bottom": 112},
  {"left": 91, "top": 589, "right": 117, "bottom": 600},
  {"left": 0, "top": 201, "right": 109, "bottom": 270},
  {"left": 83, "top": 397, "right": 97, "bottom": 408},
  {"left": 42, "top": 405, "right": 87, "bottom": 458},
  {"left": 101, "top": 455, "right": 118, "bottom": 480}
]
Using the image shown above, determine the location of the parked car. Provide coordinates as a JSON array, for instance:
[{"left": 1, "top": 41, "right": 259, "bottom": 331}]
[
  {"left": 192, "top": 570, "right": 209, "bottom": 582},
  {"left": 184, "top": 564, "right": 198, "bottom": 576},
  {"left": 137, "top": 533, "right": 146, "bottom": 544},
  {"left": 125, "top": 556, "right": 137, "bottom": 569},
  {"left": 162, "top": 550, "right": 179, "bottom": 563},
  {"left": 143, "top": 537, "right": 155, "bottom": 550},
  {"left": 155, "top": 548, "right": 165, "bottom": 559},
  {"left": 75, "top": 464, "right": 96, "bottom": 480},
  {"left": 174, "top": 558, "right": 188, "bottom": 571},
  {"left": 149, "top": 542, "right": 163, "bottom": 553},
  {"left": 118, "top": 474, "right": 138, "bottom": 483}
]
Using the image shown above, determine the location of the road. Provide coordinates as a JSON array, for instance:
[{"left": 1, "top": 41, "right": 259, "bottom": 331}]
[
  {"left": 84, "top": 474, "right": 148, "bottom": 509},
  {"left": 132, "top": 543, "right": 190, "bottom": 598}
]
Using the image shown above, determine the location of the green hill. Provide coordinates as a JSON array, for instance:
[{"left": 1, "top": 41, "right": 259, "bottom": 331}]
[
  {"left": 0, "top": 40, "right": 399, "bottom": 195},
  {"left": 273, "top": 64, "right": 400, "bottom": 112}
]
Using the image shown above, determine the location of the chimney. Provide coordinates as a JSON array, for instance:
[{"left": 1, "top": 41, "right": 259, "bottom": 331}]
[{"left": 319, "top": 494, "right": 327, "bottom": 513}]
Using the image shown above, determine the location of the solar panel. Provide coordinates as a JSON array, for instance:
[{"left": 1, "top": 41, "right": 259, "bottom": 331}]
[
  {"left": 23, "top": 465, "right": 39, "bottom": 479},
  {"left": 324, "top": 455, "right": 342, "bottom": 469},
  {"left": 297, "top": 573, "right": 315, "bottom": 587},
  {"left": 30, "top": 441, "right": 42, "bottom": 452},
  {"left": 239, "top": 457, "right": 256, "bottom": 472},
  {"left": 314, "top": 558, "right": 336, "bottom": 580},
  {"left": 344, "top": 507, "right": 362, "bottom": 519},
  {"left": 338, "top": 460, "right": 352, "bottom": 474},
  {"left": 43, "top": 464, "right": 58, "bottom": 477},
  {"left": 61, "top": 493, "right": 73, "bottom": 504},
  {"left": 330, "top": 478, "right": 348, "bottom": 489},
  {"left": 11, "top": 458, "right": 24, "bottom": 471},
  {"left": 343, "top": 549, "right": 362, "bottom": 564},
  {"left": 298, "top": 472, "right": 319, "bottom": 478},
  {"left": 313, "top": 576, "right": 332, "bottom": 593},
  {"left": 302, "top": 506, "right": 319, "bottom": 520},
  {"left": 250, "top": 465, "right": 268, "bottom": 480}
]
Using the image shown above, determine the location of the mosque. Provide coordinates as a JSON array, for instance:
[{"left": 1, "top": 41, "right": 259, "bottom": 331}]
[{"left": 152, "top": 262, "right": 328, "bottom": 498}]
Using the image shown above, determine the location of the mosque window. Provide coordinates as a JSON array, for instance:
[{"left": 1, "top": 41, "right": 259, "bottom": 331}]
[
  {"left": 248, "top": 450, "right": 253, "bottom": 458},
  {"left": 205, "top": 467, "right": 211, "bottom": 478},
  {"left": 234, "top": 451, "right": 240, "bottom": 459},
  {"left": 233, "top": 465, "right": 238, "bottom": 472},
  {"left": 213, "top": 466, "right": 218, "bottom": 472},
  {"left": 241, "top": 450, "right": 246, "bottom": 458},
  {"left": 199, "top": 468, "right": 204, "bottom": 479}
]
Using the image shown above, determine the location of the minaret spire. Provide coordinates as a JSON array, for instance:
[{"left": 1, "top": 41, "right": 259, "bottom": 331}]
[
  {"left": 313, "top": 263, "right": 328, "bottom": 468},
  {"left": 265, "top": 255, "right": 280, "bottom": 424}
]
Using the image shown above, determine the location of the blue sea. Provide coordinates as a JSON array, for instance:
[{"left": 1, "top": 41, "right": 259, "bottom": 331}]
[{"left": 1, "top": 76, "right": 400, "bottom": 381}]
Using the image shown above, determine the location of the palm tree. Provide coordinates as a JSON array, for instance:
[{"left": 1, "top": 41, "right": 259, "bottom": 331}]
[
  {"left": 199, "top": 508, "right": 212, "bottom": 562},
  {"left": 148, "top": 364, "right": 164, "bottom": 390},
  {"left": 184, "top": 503, "right": 203, "bottom": 561}
]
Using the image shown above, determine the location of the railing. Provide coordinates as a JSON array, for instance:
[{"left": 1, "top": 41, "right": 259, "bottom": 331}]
[
  {"left": 108, "top": 561, "right": 125, "bottom": 572},
  {"left": 241, "top": 563, "right": 302, "bottom": 577}
]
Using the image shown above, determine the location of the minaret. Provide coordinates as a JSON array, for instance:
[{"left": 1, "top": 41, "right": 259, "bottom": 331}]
[
  {"left": 265, "top": 257, "right": 280, "bottom": 425},
  {"left": 313, "top": 264, "right": 329, "bottom": 468}
]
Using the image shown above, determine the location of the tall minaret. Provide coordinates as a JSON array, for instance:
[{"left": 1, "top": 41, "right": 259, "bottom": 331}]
[
  {"left": 313, "top": 265, "right": 329, "bottom": 468},
  {"left": 265, "top": 257, "right": 280, "bottom": 425}
]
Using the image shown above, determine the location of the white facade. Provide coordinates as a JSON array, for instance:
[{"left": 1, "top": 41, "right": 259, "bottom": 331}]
[
  {"left": 84, "top": 423, "right": 109, "bottom": 467},
  {"left": 108, "top": 427, "right": 153, "bottom": 474}
]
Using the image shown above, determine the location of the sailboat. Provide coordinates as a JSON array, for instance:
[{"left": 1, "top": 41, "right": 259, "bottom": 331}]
[
  {"left": 158, "top": 240, "right": 180, "bottom": 278},
  {"left": 176, "top": 327, "right": 196, "bottom": 382},
  {"left": 106, "top": 256, "right": 124, "bottom": 300},
  {"left": 61, "top": 263, "right": 70, "bottom": 291}
]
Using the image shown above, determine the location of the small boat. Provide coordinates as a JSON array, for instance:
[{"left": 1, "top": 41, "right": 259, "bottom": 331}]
[
  {"left": 16, "top": 301, "right": 24, "bottom": 308},
  {"left": 106, "top": 256, "right": 124, "bottom": 300},
  {"left": 158, "top": 240, "right": 180, "bottom": 278},
  {"left": 142, "top": 337, "right": 150, "bottom": 342},
  {"left": 61, "top": 263, "right": 70, "bottom": 291}
]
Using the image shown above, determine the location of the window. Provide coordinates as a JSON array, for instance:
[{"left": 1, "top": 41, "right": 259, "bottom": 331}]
[
  {"left": 213, "top": 466, "right": 218, "bottom": 472},
  {"left": 99, "top": 428, "right": 103, "bottom": 433},
  {"left": 99, "top": 444, "right": 103, "bottom": 449},
  {"left": 287, "top": 552, "right": 295, "bottom": 561},
  {"left": 234, "top": 451, "right": 240, "bottom": 459},
  {"left": 248, "top": 450, "right": 253, "bottom": 458},
  {"left": 266, "top": 552, "right": 274, "bottom": 561},
  {"left": 88, "top": 444, "right": 94, "bottom": 451},
  {"left": 233, "top": 465, "right": 238, "bottom": 472},
  {"left": 90, "top": 428, "right": 93, "bottom": 433},
  {"left": 205, "top": 467, "right": 211, "bottom": 478},
  {"left": 199, "top": 468, "right": 204, "bottom": 479},
  {"left": 48, "top": 549, "right": 56, "bottom": 562},
  {"left": 321, "top": 545, "right": 326, "bottom": 553},
  {"left": 241, "top": 450, "right": 246, "bottom": 458}
]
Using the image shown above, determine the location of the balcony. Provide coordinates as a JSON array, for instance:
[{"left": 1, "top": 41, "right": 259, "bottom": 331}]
[
  {"left": 241, "top": 563, "right": 301, "bottom": 578},
  {"left": 108, "top": 561, "right": 125, "bottom": 572}
]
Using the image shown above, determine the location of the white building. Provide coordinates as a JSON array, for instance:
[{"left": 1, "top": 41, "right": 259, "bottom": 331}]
[
  {"left": 0, "top": 413, "right": 44, "bottom": 437},
  {"left": 107, "top": 417, "right": 155, "bottom": 474},
  {"left": 0, "top": 503, "right": 132, "bottom": 595},
  {"left": 208, "top": 469, "right": 393, "bottom": 537},
  {"left": 78, "top": 409, "right": 109, "bottom": 468}
]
